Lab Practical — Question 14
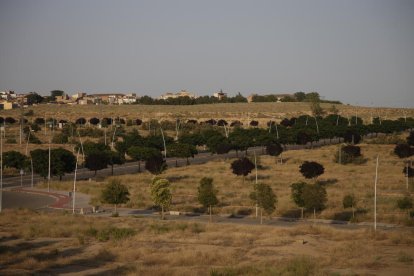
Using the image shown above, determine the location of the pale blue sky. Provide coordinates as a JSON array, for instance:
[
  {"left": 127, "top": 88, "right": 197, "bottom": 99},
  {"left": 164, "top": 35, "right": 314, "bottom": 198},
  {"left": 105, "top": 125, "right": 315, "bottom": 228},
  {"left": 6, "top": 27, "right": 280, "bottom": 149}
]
[{"left": 0, "top": 0, "right": 413, "bottom": 107}]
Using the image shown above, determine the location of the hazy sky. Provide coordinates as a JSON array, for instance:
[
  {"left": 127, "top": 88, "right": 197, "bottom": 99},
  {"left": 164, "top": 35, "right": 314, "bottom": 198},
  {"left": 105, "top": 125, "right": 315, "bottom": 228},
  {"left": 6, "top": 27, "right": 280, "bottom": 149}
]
[{"left": 0, "top": 0, "right": 413, "bottom": 107}]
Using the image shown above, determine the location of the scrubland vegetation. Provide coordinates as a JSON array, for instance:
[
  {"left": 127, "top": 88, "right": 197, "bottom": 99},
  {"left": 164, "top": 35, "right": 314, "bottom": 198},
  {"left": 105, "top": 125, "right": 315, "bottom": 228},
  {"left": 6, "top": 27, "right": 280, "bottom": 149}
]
[
  {"left": 38, "top": 142, "right": 413, "bottom": 225},
  {"left": 0, "top": 209, "right": 413, "bottom": 275}
]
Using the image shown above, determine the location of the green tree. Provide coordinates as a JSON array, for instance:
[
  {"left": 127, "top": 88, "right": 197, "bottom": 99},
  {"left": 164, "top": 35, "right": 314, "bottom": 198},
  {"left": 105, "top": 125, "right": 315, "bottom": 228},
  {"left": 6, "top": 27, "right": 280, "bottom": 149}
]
[
  {"left": 305, "top": 92, "right": 320, "bottom": 102},
  {"left": 407, "top": 131, "right": 414, "bottom": 146},
  {"left": 25, "top": 92, "right": 44, "bottom": 105},
  {"left": 343, "top": 194, "right": 357, "bottom": 218},
  {"left": 266, "top": 143, "right": 283, "bottom": 164},
  {"left": 231, "top": 157, "right": 255, "bottom": 184},
  {"left": 151, "top": 178, "right": 172, "bottom": 220},
  {"left": 294, "top": 92, "right": 306, "bottom": 102},
  {"left": 167, "top": 143, "right": 197, "bottom": 166},
  {"left": 250, "top": 183, "right": 277, "bottom": 224},
  {"left": 394, "top": 144, "right": 412, "bottom": 159},
  {"left": 302, "top": 184, "right": 327, "bottom": 218},
  {"left": 197, "top": 177, "right": 218, "bottom": 222},
  {"left": 51, "top": 148, "right": 76, "bottom": 180},
  {"left": 290, "top": 181, "right": 306, "bottom": 219},
  {"left": 299, "top": 161, "right": 325, "bottom": 180},
  {"left": 107, "top": 150, "right": 125, "bottom": 175},
  {"left": 3, "top": 151, "right": 28, "bottom": 170},
  {"left": 145, "top": 155, "right": 167, "bottom": 175},
  {"left": 101, "top": 179, "right": 130, "bottom": 213},
  {"left": 30, "top": 149, "right": 49, "bottom": 178},
  {"left": 50, "top": 90, "right": 64, "bottom": 100},
  {"left": 78, "top": 141, "right": 110, "bottom": 156},
  {"left": 127, "top": 146, "right": 160, "bottom": 172},
  {"left": 85, "top": 151, "right": 110, "bottom": 176},
  {"left": 30, "top": 148, "right": 76, "bottom": 180}
]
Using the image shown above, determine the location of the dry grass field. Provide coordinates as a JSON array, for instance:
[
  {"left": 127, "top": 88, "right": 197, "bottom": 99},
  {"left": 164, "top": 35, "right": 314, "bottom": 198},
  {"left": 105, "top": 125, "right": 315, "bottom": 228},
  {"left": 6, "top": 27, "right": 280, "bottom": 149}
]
[
  {"left": 39, "top": 141, "right": 414, "bottom": 225},
  {"left": 0, "top": 209, "right": 413, "bottom": 275},
  {"left": 2, "top": 102, "right": 414, "bottom": 124}
]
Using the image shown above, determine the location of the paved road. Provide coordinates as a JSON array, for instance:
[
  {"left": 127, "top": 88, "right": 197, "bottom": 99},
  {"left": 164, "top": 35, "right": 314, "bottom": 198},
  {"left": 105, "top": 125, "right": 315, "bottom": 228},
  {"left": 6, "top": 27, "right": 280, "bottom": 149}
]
[
  {"left": 1, "top": 191, "right": 55, "bottom": 210},
  {"left": 90, "top": 207, "right": 400, "bottom": 231},
  {"left": 1, "top": 137, "right": 347, "bottom": 188}
]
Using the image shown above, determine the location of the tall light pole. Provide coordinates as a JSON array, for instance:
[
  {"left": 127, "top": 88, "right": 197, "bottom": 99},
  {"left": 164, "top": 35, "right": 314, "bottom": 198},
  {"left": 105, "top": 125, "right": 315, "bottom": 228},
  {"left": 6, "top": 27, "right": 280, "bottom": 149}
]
[
  {"left": 0, "top": 126, "right": 3, "bottom": 213},
  {"left": 48, "top": 135, "right": 51, "bottom": 192},
  {"left": 160, "top": 128, "right": 167, "bottom": 159},
  {"left": 25, "top": 127, "right": 32, "bottom": 155},
  {"left": 31, "top": 158, "right": 34, "bottom": 188},
  {"left": 72, "top": 149, "right": 80, "bottom": 214},
  {"left": 254, "top": 151, "right": 258, "bottom": 219},
  {"left": 314, "top": 116, "right": 319, "bottom": 135},
  {"left": 374, "top": 155, "right": 379, "bottom": 232},
  {"left": 111, "top": 125, "right": 117, "bottom": 150}
]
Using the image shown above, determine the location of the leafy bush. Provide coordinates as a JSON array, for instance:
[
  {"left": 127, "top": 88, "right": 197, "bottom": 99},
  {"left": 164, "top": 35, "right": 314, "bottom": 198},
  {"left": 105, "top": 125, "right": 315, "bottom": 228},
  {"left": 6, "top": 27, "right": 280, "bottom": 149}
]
[{"left": 95, "top": 227, "right": 135, "bottom": 242}]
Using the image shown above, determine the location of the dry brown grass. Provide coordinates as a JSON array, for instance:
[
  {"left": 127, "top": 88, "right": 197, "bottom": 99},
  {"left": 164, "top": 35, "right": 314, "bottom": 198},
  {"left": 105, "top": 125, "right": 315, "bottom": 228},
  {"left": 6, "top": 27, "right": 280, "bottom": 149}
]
[
  {"left": 38, "top": 141, "right": 414, "bottom": 225},
  {"left": 2, "top": 102, "right": 413, "bottom": 123},
  {"left": 0, "top": 209, "right": 413, "bottom": 275}
]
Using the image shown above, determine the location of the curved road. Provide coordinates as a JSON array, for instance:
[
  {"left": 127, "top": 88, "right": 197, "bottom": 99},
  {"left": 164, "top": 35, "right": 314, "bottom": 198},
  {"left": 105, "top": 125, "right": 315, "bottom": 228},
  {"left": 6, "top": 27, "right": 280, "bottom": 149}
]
[{"left": 1, "top": 191, "right": 55, "bottom": 210}]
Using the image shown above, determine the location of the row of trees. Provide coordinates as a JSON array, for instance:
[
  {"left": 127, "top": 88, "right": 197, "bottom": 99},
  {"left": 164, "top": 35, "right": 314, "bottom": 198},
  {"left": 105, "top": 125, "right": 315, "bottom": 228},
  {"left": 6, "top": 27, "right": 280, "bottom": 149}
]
[{"left": 100, "top": 158, "right": 328, "bottom": 222}]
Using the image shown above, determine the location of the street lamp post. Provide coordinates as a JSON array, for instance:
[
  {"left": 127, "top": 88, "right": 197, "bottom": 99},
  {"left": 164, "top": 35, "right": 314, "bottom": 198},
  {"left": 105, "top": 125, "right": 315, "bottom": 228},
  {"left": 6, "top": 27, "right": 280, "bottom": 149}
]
[
  {"left": 72, "top": 150, "right": 80, "bottom": 214},
  {"left": 0, "top": 126, "right": 3, "bottom": 213},
  {"left": 48, "top": 136, "right": 51, "bottom": 192},
  {"left": 160, "top": 128, "right": 167, "bottom": 159}
]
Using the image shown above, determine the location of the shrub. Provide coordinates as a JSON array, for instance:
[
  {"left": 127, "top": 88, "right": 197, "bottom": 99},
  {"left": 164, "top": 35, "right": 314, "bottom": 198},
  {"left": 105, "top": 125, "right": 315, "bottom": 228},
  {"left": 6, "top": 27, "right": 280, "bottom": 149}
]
[
  {"left": 95, "top": 227, "right": 135, "bottom": 242},
  {"left": 52, "top": 133, "right": 69, "bottom": 144}
]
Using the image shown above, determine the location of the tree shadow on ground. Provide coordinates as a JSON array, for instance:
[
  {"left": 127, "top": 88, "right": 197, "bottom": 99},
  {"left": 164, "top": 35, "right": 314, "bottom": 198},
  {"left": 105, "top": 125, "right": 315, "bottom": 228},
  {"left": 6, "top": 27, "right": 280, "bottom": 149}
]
[
  {"left": 247, "top": 175, "right": 270, "bottom": 181},
  {"left": 37, "top": 248, "right": 116, "bottom": 275},
  {"left": 317, "top": 178, "right": 338, "bottom": 186},
  {"left": 89, "top": 264, "right": 136, "bottom": 276},
  {"left": 0, "top": 240, "right": 58, "bottom": 256},
  {"left": 333, "top": 208, "right": 368, "bottom": 222},
  {"left": 280, "top": 209, "right": 301, "bottom": 219},
  {"left": 167, "top": 175, "right": 190, "bottom": 182}
]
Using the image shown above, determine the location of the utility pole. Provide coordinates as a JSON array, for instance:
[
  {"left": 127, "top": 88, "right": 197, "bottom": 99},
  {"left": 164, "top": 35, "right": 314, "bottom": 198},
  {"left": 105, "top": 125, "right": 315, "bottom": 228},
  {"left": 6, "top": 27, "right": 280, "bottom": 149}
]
[{"left": 374, "top": 155, "right": 379, "bottom": 232}]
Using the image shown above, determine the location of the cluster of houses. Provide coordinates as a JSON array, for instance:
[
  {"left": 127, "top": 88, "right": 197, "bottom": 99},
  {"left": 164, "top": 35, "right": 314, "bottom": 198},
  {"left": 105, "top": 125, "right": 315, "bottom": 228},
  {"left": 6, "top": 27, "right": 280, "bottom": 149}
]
[
  {"left": 0, "top": 89, "right": 293, "bottom": 110},
  {"left": 59, "top": 92, "right": 138, "bottom": 105}
]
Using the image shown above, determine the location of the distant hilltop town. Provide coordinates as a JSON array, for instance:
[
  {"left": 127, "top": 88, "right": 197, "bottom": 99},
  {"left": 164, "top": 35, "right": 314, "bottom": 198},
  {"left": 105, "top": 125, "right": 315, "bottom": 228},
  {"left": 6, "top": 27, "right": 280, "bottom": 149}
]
[{"left": 0, "top": 89, "right": 340, "bottom": 110}]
